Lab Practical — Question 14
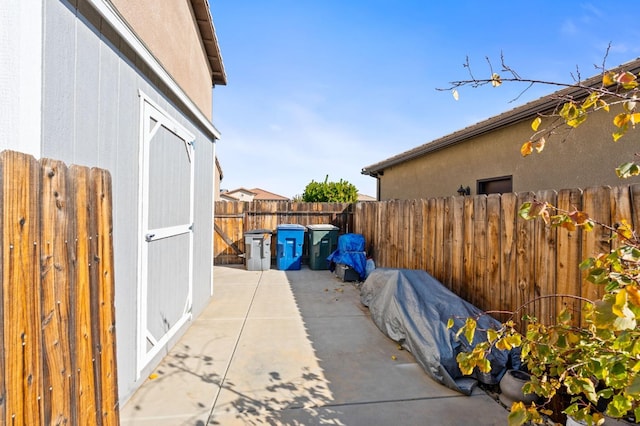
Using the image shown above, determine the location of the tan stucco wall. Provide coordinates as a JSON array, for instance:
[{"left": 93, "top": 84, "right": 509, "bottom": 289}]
[
  {"left": 377, "top": 107, "right": 640, "bottom": 200},
  {"left": 111, "top": 0, "right": 213, "bottom": 119}
]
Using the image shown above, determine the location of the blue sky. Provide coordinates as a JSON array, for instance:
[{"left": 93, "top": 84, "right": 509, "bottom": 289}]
[{"left": 210, "top": 1, "right": 640, "bottom": 199}]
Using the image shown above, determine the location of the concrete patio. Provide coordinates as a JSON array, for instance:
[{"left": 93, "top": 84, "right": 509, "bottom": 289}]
[{"left": 120, "top": 265, "right": 509, "bottom": 425}]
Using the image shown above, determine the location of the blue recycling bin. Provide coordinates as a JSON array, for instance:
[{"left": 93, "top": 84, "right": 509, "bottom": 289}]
[{"left": 276, "top": 224, "right": 306, "bottom": 270}]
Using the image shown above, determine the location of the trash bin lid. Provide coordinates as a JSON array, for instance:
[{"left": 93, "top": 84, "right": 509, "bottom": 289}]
[
  {"left": 276, "top": 224, "right": 306, "bottom": 231},
  {"left": 307, "top": 224, "right": 339, "bottom": 231},
  {"left": 245, "top": 228, "right": 273, "bottom": 235}
]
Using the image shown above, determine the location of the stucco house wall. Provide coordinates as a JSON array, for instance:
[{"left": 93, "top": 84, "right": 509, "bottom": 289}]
[
  {"left": 110, "top": 0, "right": 215, "bottom": 119},
  {"left": 1, "top": 0, "right": 227, "bottom": 404},
  {"left": 363, "top": 59, "right": 640, "bottom": 200}
]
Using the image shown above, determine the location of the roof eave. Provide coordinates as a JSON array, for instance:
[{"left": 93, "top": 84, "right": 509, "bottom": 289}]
[
  {"left": 361, "top": 58, "right": 640, "bottom": 176},
  {"left": 191, "top": 0, "right": 227, "bottom": 86}
]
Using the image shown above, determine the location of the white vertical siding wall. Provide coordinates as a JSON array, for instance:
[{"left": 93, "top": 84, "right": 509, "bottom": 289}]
[
  {"left": 0, "top": 0, "right": 43, "bottom": 156},
  {"left": 40, "top": 0, "right": 216, "bottom": 403}
]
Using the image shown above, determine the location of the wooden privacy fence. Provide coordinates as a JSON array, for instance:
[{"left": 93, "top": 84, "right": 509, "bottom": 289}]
[
  {"left": 354, "top": 185, "right": 637, "bottom": 328},
  {"left": 214, "top": 201, "right": 353, "bottom": 264},
  {"left": 0, "top": 151, "right": 119, "bottom": 425}
]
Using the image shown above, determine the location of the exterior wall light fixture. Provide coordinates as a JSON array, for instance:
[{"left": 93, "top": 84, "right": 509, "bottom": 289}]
[{"left": 457, "top": 185, "right": 471, "bottom": 196}]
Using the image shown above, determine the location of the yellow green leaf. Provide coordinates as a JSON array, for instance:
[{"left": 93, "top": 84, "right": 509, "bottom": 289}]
[
  {"left": 531, "top": 117, "right": 542, "bottom": 131},
  {"left": 487, "top": 328, "right": 498, "bottom": 343},
  {"left": 614, "top": 113, "right": 631, "bottom": 128},
  {"left": 626, "top": 375, "right": 640, "bottom": 395},
  {"left": 447, "top": 317, "right": 455, "bottom": 329},
  {"left": 566, "top": 113, "right": 587, "bottom": 128},
  {"left": 627, "top": 285, "right": 640, "bottom": 307},
  {"left": 557, "top": 307, "right": 572, "bottom": 324},
  {"left": 603, "top": 72, "right": 616, "bottom": 86},
  {"left": 616, "top": 162, "right": 640, "bottom": 178},
  {"left": 478, "top": 357, "right": 491, "bottom": 373},
  {"left": 613, "top": 129, "right": 627, "bottom": 142},
  {"left": 464, "top": 317, "right": 476, "bottom": 343},
  {"left": 616, "top": 219, "right": 633, "bottom": 240},
  {"left": 521, "top": 141, "right": 533, "bottom": 157},
  {"left": 496, "top": 338, "right": 511, "bottom": 351},
  {"left": 507, "top": 402, "right": 529, "bottom": 426},
  {"left": 613, "top": 289, "right": 628, "bottom": 318},
  {"left": 582, "top": 92, "right": 599, "bottom": 110},
  {"left": 631, "top": 113, "right": 640, "bottom": 125},
  {"left": 598, "top": 99, "right": 610, "bottom": 112}
]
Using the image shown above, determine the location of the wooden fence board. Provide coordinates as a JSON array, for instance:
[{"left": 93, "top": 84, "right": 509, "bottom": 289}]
[
  {"left": 378, "top": 202, "right": 389, "bottom": 267},
  {"left": 534, "top": 190, "right": 558, "bottom": 325},
  {"left": 581, "top": 187, "right": 611, "bottom": 303},
  {"left": 434, "top": 198, "right": 446, "bottom": 283},
  {"left": 473, "top": 196, "right": 488, "bottom": 311},
  {"left": 451, "top": 196, "right": 465, "bottom": 297},
  {"left": 555, "top": 188, "right": 583, "bottom": 326},
  {"left": 390, "top": 200, "right": 399, "bottom": 267},
  {"left": 1, "top": 151, "right": 44, "bottom": 425},
  {"left": 610, "top": 185, "right": 633, "bottom": 251},
  {"left": 442, "top": 197, "right": 454, "bottom": 289},
  {"left": 499, "top": 193, "right": 518, "bottom": 322},
  {"left": 631, "top": 184, "right": 640, "bottom": 231},
  {"left": 40, "top": 159, "right": 73, "bottom": 425},
  {"left": 428, "top": 199, "right": 437, "bottom": 276},
  {"left": 515, "top": 192, "right": 536, "bottom": 329},
  {"left": 91, "top": 168, "right": 119, "bottom": 425},
  {"left": 462, "top": 196, "right": 475, "bottom": 305},
  {"left": 406, "top": 200, "right": 416, "bottom": 270},
  {"left": 414, "top": 200, "right": 425, "bottom": 272},
  {"left": 486, "top": 194, "right": 501, "bottom": 315},
  {"left": 70, "top": 165, "right": 99, "bottom": 424}
]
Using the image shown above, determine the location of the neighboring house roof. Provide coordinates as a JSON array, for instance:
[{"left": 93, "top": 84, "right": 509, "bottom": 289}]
[
  {"left": 190, "top": 0, "right": 227, "bottom": 85},
  {"left": 357, "top": 193, "right": 377, "bottom": 202},
  {"left": 221, "top": 187, "right": 255, "bottom": 201},
  {"left": 219, "top": 192, "right": 239, "bottom": 201},
  {"left": 250, "top": 188, "right": 290, "bottom": 201},
  {"left": 221, "top": 187, "right": 290, "bottom": 201},
  {"left": 361, "top": 57, "right": 640, "bottom": 177}
]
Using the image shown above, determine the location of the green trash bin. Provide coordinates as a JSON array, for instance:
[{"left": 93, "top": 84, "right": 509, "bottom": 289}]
[{"left": 307, "top": 224, "right": 339, "bottom": 270}]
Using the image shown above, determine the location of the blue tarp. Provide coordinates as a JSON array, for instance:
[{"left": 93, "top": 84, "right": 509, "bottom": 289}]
[{"left": 327, "top": 233, "right": 367, "bottom": 280}]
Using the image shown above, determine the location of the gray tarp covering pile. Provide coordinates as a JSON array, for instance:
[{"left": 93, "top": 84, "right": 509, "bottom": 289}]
[{"left": 360, "top": 268, "right": 511, "bottom": 395}]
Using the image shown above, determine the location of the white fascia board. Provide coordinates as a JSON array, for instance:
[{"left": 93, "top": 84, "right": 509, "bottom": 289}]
[{"left": 87, "top": 0, "right": 221, "bottom": 141}]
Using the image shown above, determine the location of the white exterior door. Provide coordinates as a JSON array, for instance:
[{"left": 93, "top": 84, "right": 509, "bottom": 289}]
[{"left": 137, "top": 92, "right": 195, "bottom": 377}]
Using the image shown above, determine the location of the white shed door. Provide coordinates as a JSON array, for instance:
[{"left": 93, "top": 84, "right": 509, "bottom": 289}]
[{"left": 137, "top": 92, "right": 195, "bottom": 377}]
